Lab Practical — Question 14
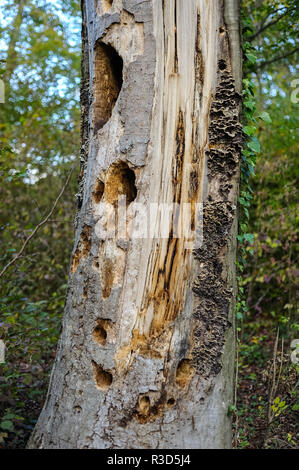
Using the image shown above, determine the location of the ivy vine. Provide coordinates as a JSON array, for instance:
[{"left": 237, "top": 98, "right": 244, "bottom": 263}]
[{"left": 236, "top": 11, "right": 272, "bottom": 324}]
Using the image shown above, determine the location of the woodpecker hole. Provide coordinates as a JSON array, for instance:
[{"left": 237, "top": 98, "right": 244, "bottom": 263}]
[
  {"left": 105, "top": 161, "right": 137, "bottom": 206},
  {"left": 92, "top": 361, "right": 113, "bottom": 390},
  {"left": 93, "top": 41, "right": 123, "bottom": 132}
]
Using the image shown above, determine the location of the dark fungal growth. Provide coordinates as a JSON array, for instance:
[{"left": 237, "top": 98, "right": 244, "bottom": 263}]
[{"left": 190, "top": 69, "right": 242, "bottom": 379}]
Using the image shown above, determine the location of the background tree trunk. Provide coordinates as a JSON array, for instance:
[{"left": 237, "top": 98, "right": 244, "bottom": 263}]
[{"left": 28, "top": 0, "right": 242, "bottom": 449}]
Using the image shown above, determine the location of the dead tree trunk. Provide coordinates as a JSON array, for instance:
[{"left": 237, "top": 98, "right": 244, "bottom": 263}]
[{"left": 28, "top": 0, "right": 242, "bottom": 449}]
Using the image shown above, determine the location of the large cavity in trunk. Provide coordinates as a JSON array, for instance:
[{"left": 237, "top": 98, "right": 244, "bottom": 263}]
[{"left": 93, "top": 41, "right": 123, "bottom": 132}]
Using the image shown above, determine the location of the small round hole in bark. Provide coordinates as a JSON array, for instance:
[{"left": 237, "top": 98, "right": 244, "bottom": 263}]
[
  {"left": 92, "top": 361, "right": 113, "bottom": 390},
  {"left": 73, "top": 406, "right": 82, "bottom": 414},
  {"left": 105, "top": 161, "right": 137, "bottom": 206},
  {"left": 219, "top": 26, "right": 226, "bottom": 34},
  {"left": 93, "top": 41, "right": 123, "bottom": 132},
  {"left": 93, "top": 179, "right": 105, "bottom": 203},
  {"left": 93, "top": 260, "right": 100, "bottom": 270},
  {"left": 167, "top": 398, "right": 175, "bottom": 406},
  {"left": 93, "top": 322, "right": 108, "bottom": 346}
]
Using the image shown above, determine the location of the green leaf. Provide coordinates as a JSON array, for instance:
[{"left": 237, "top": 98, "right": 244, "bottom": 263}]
[
  {"left": 244, "top": 99, "right": 255, "bottom": 110},
  {"left": 243, "top": 125, "right": 256, "bottom": 136},
  {"left": 247, "top": 138, "right": 261, "bottom": 153},
  {"left": 0, "top": 420, "right": 14, "bottom": 431},
  {"left": 245, "top": 52, "right": 257, "bottom": 64},
  {"left": 2, "top": 413, "right": 16, "bottom": 420},
  {"left": 244, "top": 233, "right": 255, "bottom": 244},
  {"left": 228, "top": 404, "right": 237, "bottom": 416},
  {"left": 257, "top": 111, "right": 272, "bottom": 123}
]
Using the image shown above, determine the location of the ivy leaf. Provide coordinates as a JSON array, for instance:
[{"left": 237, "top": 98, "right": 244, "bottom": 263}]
[
  {"left": 243, "top": 207, "right": 249, "bottom": 219},
  {"left": 245, "top": 52, "right": 257, "bottom": 64},
  {"left": 244, "top": 233, "right": 255, "bottom": 244},
  {"left": 244, "top": 99, "right": 255, "bottom": 110},
  {"left": 2, "top": 413, "right": 16, "bottom": 420},
  {"left": 248, "top": 137, "right": 261, "bottom": 153},
  {"left": 257, "top": 111, "right": 272, "bottom": 123},
  {"left": 248, "top": 163, "right": 255, "bottom": 175},
  {"left": 0, "top": 420, "right": 14, "bottom": 431},
  {"left": 243, "top": 125, "right": 256, "bottom": 136},
  {"left": 228, "top": 404, "right": 237, "bottom": 416}
]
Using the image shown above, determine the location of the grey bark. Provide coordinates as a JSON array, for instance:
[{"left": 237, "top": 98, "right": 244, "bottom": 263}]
[{"left": 28, "top": 0, "right": 242, "bottom": 449}]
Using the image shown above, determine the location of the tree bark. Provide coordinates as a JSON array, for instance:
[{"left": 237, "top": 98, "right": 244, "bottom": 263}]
[{"left": 28, "top": 0, "right": 242, "bottom": 449}]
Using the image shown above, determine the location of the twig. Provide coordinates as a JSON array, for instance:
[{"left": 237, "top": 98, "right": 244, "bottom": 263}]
[
  {"left": 272, "top": 338, "right": 284, "bottom": 405},
  {"left": 248, "top": 9, "right": 289, "bottom": 41},
  {"left": 0, "top": 169, "right": 73, "bottom": 279},
  {"left": 258, "top": 7, "right": 287, "bottom": 30},
  {"left": 264, "top": 329, "right": 283, "bottom": 447},
  {"left": 258, "top": 46, "right": 299, "bottom": 69}
]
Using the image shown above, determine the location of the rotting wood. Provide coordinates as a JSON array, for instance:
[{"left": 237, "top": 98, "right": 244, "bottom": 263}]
[{"left": 28, "top": 0, "right": 242, "bottom": 449}]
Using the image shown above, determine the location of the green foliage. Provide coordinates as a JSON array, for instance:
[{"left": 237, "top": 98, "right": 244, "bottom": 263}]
[
  {"left": 234, "top": 0, "right": 299, "bottom": 450},
  {"left": 0, "top": 0, "right": 81, "bottom": 171},
  {"left": 0, "top": 0, "right": 81, "bottom": 448},
  {"left": 236, "top": 12, "right": 260, "bottom": 323},
  {"left": 271, "top": 397, "right": 287, "bottom": 417},
  {"left": 242, "top": 0, "right": 299, "bottom": 70}
]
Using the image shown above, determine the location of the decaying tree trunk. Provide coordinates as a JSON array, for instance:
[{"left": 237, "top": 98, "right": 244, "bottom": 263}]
[{"left": 28, "top": 0, "right": 242, "bottom": 449}]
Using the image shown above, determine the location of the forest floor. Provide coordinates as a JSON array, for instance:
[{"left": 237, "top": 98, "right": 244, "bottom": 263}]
[
  {"left": 1, "top": 328, "right": 298, "bottom": 449},
  {"left": 233, "top": 330, "right": 298, "bottom": 449},
  {"left": 0, "top": 355, "right": 53, "bottom": 449}
]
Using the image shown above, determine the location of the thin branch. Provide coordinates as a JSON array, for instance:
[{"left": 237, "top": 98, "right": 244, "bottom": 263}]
[
  {"left": 272, "top": 338, "right": 284, "bottom": 407},
  {"left": 248, "top": 9, "right": 289, "bottom": 41},
  {"left": 259, "top": 7, "right": 286, "bottom": 30},
  {"left": 0, "top": 169, "right": 73, "bottom": 279},
  {"left": 258, "top": 46, "right": 299, "bottom": 68}
]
